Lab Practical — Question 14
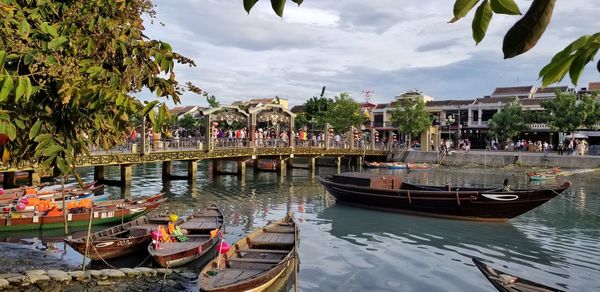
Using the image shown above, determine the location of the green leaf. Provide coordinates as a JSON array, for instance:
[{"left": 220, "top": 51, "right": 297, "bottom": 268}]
[
  {"left": 472, "top": 0, "right": 493, "bottom": 44},
  {"left": 541, "top": 54, "right": 576, "bottom": 86},
  {"left": 490, "top": 0, "right": 521, "bottom": 15},
  {"left": 597, "top": 59, "right": 600, "bottom": 73},
  {"left": 0, "top": 76, "right": 13, "bottom": 103},
  {"left": 271, "top": 0, "right": 286, "bottom": 17},
  {"left": 86, "top": 66, "right": 103, "bottom": 75},
  {"left": 450, "top": 0, "right": 480, "bottom": 23},
  {"left": 15, "top": 77, "right": 26, "bottom": 102},
  {"left": 568, "top": 52, "right": 589, "bottom": 86},
  {"left": 48, "top": 36, "right": 68, "bottom": 50},
  {"left": 13, "top": 119, "right": 24, "bottom": 130},
  {"left": 29, "top": 119, "right": 42, "bottom": 140},
  {"left": 142, "top": 101, "right": 159, "bottom": 116},
  {"left": 24, "top": 77, "right": 32, "bottom": 101},
  {"left": 46, "top": 55, "right": 57, "bottom": 65},
  {"left": 18, "top": 19, "right": 31, "bottom": 38},
  {"left": 503, "top": 0, "right": 556, "bottom": 59},
  {"left": 56, "top": 156, "right": 69, "bottom": 174},
  {"left": 34, "top": 133, "right": 53, "bottom": 143},
  {"left": 7, "top": 123, "right": 16, "bottom": 141},
  {"left": 44, "top": 144, "right": 63, "bottom": 156},
  {"left": 0, "top": 51, "right": 6, "bottom": 71},
  {"left": 291, "top": 0, "right": 303, "bottom": 5},
  {"left": 244, "top": 0, "right": 259, "bottom": 14}
]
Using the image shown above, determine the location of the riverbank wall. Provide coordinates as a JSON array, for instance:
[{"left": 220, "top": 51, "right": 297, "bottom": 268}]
[{"left": 398, "top": 151, "right": 600, "bottom": 169}]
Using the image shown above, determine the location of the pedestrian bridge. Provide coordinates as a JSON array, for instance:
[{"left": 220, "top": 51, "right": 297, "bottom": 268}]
[{"left": 0, "top": 138, "right": 393, "bottom": 186}]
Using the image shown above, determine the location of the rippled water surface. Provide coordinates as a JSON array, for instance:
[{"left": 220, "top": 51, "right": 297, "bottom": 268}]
[{"left": 4, "top": 161, "right": 600, "bottom": 291}]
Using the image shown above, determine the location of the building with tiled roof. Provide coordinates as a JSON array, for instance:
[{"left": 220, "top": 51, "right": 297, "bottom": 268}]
[
  {"left": 533, "top": 86, "right": 573, "bottom": 98},
  {"left": 491, "top": 85, "right": 535, "bottom": 99},
  {"left": 589, "top": 82, "right": 600, "bottom": 91}
]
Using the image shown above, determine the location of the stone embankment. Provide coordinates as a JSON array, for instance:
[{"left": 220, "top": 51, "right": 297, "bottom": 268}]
[
  {"left": 392, "top": 150, "right": 600, "bottom": 169},
  {"left": 0, "top": 267, "right": 196, "bottom": 291}
]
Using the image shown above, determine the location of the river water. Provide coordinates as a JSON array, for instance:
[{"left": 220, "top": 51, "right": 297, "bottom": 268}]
[{"left": 2, "top": 161, "right": 599, "bottom": 291}]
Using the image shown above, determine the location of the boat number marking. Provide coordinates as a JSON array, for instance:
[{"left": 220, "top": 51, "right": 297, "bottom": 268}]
[
  {"left": 481, "top": 194, "right": 519, "bottom": 201},
  {"left": 116, "top": 240, "right": 132, "bottom": 247}
]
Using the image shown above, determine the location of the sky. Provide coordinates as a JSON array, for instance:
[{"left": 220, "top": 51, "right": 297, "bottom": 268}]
[{"left": 144, "top": 0, "right": 600, "bottom": 107}]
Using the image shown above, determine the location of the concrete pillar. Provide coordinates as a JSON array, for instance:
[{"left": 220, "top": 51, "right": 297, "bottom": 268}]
[
  {"left": 289, "top": 116, "right": 295, "bottom": 148},
  {"left": 478, "top": 108, "right": 482, "bottom": 126},
  {"left": 370, "top": 129, "right": 375, "bottom": 150},
  {"left": 120, "top": 164, "right": 132, "bottom": 186},
  {"left": 212, "top": 159, "right": 222, "bottom": 175},
  {"left": 29, "top": 171, "right": 41, "bottom": 186},
  {"left": 279, "top": 159, "right": 287, "bottom": 176},
  {"left": 94, "top": 166, "right": 105, "bottom": 182},
  {"left": 187, "top": 160, "right": 198, "bottom": 180},
  {"left": 162, "top": 161, "right": 172, "bottom": 178},
  {"left": 120, "top": 184, "right": 131, "bottom": 199},
  {"left": 237, "top": 160, "right": 246, "bottom": 176},
  {"left": 252, "top": 159, "right": 259, "bottom": 171}
]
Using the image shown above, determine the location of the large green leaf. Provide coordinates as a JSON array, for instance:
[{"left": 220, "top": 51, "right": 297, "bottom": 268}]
[
  {"left": 472, "top": 0, "right": 493, "bottom": 44},
  {"left": 142, "top": 100, "right": 159, "bottom": 116},
  {"left": 0, "top": 75, "right": 13, "bottom": 102},
  {"left": 56, "top": 156, "right": 69, "bottom": 174},
  {"left": 244, "top": 0, "right": 259, "bottom": 13},
  {"left": 568, "top": 50, "right": 594, "bottom": 86},
  {"left": 15, "top": 77, "right": 26, "bottom": 102},
  {"left": 29, "top": 119, "right": 42, "bottom": 140},
  {"left": 271, "top": 0, "right": 286, "bottom": 17},
  {"left": 291, "top": 0, "right": 303, "bottom": 5},
  {"left": 450, "top": 0, "right": 480, "bottom": 23},
  {"left": 48, "top": 36, "right": 68, "bottom": 50},
  {"left": 503, "top": 0, "right": 555, "bottom": 59},
  {"left": 490, "top": 0, "right": 521, "bottom": 15},
  {"left": 0, "top": 50, "right": 5, "bottom": 71},
  {"left": 44, "top": 144, "right": 63, "bottom": 156},
  {"left": 540, "top": 54, "right": 576, "bottom": 86}
]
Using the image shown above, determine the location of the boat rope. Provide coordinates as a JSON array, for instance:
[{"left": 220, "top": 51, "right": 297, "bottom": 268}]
[
  {"left": 160, "top": 261, "right": 170, "bottom": 291},
  {"left": 89, "top": 242, "right": 152, "bottom": 270},
  {"left": 552, "top": 189, "right": 600, "bottom": 218},
  {"left": 407, "top": 190, "right": 411, "bottom": 205},
  {"left": 456, "top": 191, "right": 461, "bottom": 206}
]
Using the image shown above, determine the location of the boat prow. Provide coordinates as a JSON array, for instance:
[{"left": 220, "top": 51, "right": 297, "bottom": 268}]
[{"left": 472, "top": 258, "right": 564, "bottom": 292}]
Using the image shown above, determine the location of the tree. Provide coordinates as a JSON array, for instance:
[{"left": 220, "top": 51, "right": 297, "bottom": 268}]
[
  {"left": 541, "top": 93, "right": 600, "bottom": 139},
  {"left": 488, "top": 98, "right": 528, "bottom": 143},
  {"left": 186, "top": 82, "right": 220, "bottom": 108},
  {"left": 178, "top": 113, "right": 198, "bottom": 133},
  {"left": 302, "top": 96, "right": 333, "bottom": 130},
  {"left": 390, "top": 98, "right": 433, "bottom": 146},
  {"left": 0, "top": 0, "right": 194, "bottom": 178},
  {"left": 323, "top": 92, "right": 363, "bottom": 133},
  {"left": 244, "top": 0, "right": 600, "bottom": 87}
]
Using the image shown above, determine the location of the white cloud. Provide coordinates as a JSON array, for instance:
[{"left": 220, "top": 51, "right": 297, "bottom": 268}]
[{"left": 146, "top": 0, "right": 600, "bottom": 107}]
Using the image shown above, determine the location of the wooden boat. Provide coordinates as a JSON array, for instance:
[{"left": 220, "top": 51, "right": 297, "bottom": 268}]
[
  {"left": 0, "top": 171, "right": 29, "bottom": 183},
  {"left": 364, "top": 161, "right": 388, "bottom": 168},
  {"left": 148, "top": 205, "right": 224, "bottom": 268},
  {"left": 65, "top": 213, "right": 176, "bottom": 261},
  {"left": 472, "top": 258, "right": 564, "bottom": 292},
  {"left": 406, "top": 162, "right": 432, "bottom": 172},
  {"left": 316, "top": 172, "right": 572, "bottom": 221},
  {"left": 0, "top": 195, "right": 166, "bottom": 232},
  {"left": 387, "top": 162, "right": 407, "bottom": 170},
  {"left": 0, "top": 181, "right": 101, "bottom": 203},
  {"left": 199, "top": 212, "right": 298, "bottom": 292}
]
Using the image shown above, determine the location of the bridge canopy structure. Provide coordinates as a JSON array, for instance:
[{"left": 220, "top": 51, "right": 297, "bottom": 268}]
[
  {"left": 199, "top": 106, "right": 250, "bottom": 150},
  {"left": 248, "top": 104, "right": 296, "bottom": 147}
]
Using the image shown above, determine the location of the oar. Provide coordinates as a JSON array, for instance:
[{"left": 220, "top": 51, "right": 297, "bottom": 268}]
[{"left": 82, "top": 207, "right": 93, "bottom": 272}]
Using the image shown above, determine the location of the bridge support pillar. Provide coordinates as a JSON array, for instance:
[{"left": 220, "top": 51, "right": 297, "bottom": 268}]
[
  {"left": 94, "top": 166, "right": 105, "bottom": 182},
  {"left": 212, "top": 159, "right": 222, "bottom": 175},
  {"left": 2, "top": 172, "right": 17, "bottom": 188},
  {"left": 252, "top": 159, "right": 259, "bottom": 171},
  {"left": 336, "top": 157, "right": 342, "bottom": 173},
  {"left": 29, "top": 171, "right": 41, "bottom": 186},
  {"left": 308, "top": 157, "right": 316, "bottom": 177},
  {"left": 278, "top": 159, "right": 287, "bottom": 176},
  {"left": 162, "top": 161, "right": 172, "bottom": 178},
  {"left": 356, "top": 156, "right": 363, "bottom": 169},
  {"left": 187, "top": 160, "right": 198, "bottom": 180},
  {"left": 237, "top": 160, "right": 246, "bottom": 176},
  {"left": 120, "top": 164, "right": 132, "bottom": 186}
]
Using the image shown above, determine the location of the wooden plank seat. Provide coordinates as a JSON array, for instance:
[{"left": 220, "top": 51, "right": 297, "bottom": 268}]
[
  {"left": 237, "top": 249, "right": 289, "bottom": 254},
  {"left": 263, "top": 227, "right": 294, "bottom": 233},
  {"left": 179, "top": 220, "right": 221, "bottom": 231},
  {"left": 251, "top": 232, "right": 294, "bottom": 246},
  {"left": 226, "top": 258, "right": 281, "bottom": 264}
]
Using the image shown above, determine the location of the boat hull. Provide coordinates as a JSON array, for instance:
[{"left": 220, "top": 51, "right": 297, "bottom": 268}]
[
  {"left": 67, "top": 235, "right": 151, "bottom": 261},
  {"left": 317, "top": 175, "right": 571, "bottom": 221},
  {"left": 0, "top": 200, "right": 162, "bottom": 232},
  {"left": 151, "top": 235, "right": 220, "bottom": 268}
]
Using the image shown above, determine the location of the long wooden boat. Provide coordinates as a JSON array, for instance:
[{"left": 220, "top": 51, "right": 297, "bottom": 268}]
[
  {"left": 472, "top": 258, "right": 564, "bottom": 292},
  {"left": 148, "top": 205, "right": 224, "bottom": 268},
  {"left": 316, "top": 172, "right": 572, "bottom": 221},
  {"left": 199, "top": 212, "right": 298, "bottom": 292},
  {"left": 0, "top": 195, "right": 165, "bottom": 232},
  {"left": 65, "top": 213, "right": 175, "bottom": 261},
  {"left": 364, "top": 161, "right": 388, "bottom": 168},
  {"left": 0, "top": 171, "right": 29, "bottom": 183},
  {"left": 0, "top": 181, "right": 101, "bottom": 203},
  {"left": 526, "top": 172, "right": 556, "bottom": 181}
]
